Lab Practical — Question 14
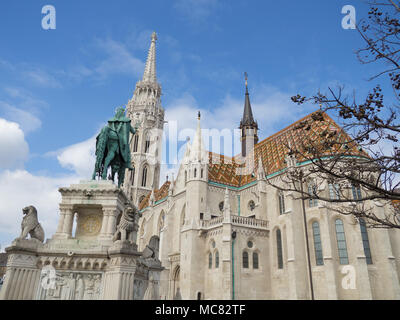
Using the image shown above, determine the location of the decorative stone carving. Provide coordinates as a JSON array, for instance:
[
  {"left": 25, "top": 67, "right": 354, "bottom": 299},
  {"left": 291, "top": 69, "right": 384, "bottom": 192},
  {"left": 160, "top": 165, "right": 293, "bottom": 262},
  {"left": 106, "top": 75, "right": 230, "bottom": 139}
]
[
  {"left": 17, "top": 206, "right": 45, "bottom": 243},
  {"left": 113, "top": 202, "right": 141, "bottom": 242},
  {"left": 37, "top": 271, "right": 103, "bottom": 300}
]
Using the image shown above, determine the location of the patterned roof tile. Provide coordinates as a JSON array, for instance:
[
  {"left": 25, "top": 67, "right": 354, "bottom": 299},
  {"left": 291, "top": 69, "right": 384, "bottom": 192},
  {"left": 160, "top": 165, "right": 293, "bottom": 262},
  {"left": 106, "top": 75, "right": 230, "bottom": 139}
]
[
  {"left": 208, "top": 111, "right": 365, "bottom": 187},
  {"left": 139, "top": 181, "right": 171, "bottom": 211}
]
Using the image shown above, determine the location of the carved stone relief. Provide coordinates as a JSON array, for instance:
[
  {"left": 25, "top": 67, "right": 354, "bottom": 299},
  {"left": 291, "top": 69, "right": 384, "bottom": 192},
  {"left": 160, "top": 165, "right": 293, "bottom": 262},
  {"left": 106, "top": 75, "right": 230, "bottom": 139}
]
[{"left": 37, "top": 271, "right": 103, "bottom": 300}]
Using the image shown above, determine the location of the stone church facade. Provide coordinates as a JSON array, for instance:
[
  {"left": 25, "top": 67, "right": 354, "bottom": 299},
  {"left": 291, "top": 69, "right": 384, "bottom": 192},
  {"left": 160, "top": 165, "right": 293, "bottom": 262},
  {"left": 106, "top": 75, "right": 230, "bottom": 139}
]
[{"left": 127, "top": 33, "right": 400, "bottom": 300}]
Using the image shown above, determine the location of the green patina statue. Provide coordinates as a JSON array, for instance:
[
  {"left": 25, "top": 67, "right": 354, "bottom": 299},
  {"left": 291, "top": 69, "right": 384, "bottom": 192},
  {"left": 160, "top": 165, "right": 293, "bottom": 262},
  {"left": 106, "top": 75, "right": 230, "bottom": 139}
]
[{"left": 92, "top": 106, "right": 137, "bottom": 187}]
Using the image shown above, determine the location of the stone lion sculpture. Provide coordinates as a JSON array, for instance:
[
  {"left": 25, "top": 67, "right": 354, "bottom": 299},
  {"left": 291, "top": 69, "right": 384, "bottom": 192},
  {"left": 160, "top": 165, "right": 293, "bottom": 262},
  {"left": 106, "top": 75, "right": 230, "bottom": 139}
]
[
  {"left": 17, "top": 205, "right": 45, "bottom": 243},
  {"left": 113, "top": 202, "right": 141, "bottom": 242}
]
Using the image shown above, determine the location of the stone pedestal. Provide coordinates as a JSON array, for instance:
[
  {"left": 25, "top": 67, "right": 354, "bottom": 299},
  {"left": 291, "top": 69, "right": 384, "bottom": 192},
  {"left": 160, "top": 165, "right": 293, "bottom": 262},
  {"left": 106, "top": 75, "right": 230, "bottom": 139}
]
[
  {"left": 53, "top": 180, "right": 127, "bottom": 241},
  {"left": 103, "top": 241, "right": 140, "bottom": 300},
  {"left": 0, "top": 180, "right": 162, "bottom": 300},
  {"left": 0, "top": 239, "right": 42, "bottom": 300}
]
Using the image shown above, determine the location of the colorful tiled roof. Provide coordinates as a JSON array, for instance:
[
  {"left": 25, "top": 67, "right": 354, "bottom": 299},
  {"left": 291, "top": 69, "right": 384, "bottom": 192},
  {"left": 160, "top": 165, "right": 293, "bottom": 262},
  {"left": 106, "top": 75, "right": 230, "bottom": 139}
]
[
  {"left": 139, "top": 181, "right": 170, "bottom": 210},
  {"left": 208, "top": 111, "right": 366, "bottom": 187},
  {"left": 139, "top": 111, "right": 366, "bottom": 209}
]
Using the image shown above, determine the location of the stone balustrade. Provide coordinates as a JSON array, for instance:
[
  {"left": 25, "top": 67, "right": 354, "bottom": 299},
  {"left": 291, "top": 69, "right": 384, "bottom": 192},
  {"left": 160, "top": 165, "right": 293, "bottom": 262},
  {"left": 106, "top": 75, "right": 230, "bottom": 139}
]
[
  {"left": 201, "top": 215, "right": 268, "bottom": 230},
  {"left": 201, "top": 216, "right": 223, "bottom": 228},
  {"left": 231, "top": 215, "right": 269, "bottom": 229}
]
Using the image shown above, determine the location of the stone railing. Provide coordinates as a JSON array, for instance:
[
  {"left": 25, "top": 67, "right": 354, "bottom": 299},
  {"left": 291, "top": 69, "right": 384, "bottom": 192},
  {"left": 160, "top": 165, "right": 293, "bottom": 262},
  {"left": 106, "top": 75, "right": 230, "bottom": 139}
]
[
  {"left": 201, "top": 216, "right": 223, "bottom": 228},
  {"left": 231, "top": 215, "right": 269, "bottom": 229},
  {"left": 201, "top": 215, "right": 268, "bottom": 230}
]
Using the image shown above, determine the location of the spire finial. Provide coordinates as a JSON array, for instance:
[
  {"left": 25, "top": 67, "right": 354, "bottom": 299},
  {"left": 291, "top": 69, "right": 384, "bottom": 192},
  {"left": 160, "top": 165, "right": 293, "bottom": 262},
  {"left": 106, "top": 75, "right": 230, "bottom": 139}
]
[
  {"left": 244, "top": 72, "right": 248, "bottom": 92},
  {"left": 142, "top": 32, "right": 158, "bottom": 83},
  {"left": 198, "top": 111, "right": 201, "bottom": 120}
]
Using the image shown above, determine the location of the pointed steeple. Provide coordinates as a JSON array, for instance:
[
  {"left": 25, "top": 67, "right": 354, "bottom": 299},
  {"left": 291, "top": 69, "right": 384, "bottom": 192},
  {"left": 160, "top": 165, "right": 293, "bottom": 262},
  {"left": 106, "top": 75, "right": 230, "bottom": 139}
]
[
  {"left": 142, "top": 32, "right": 158, "bottom": 83},
  {"left": 240, "top": 72, "right": 259, "bottom": 157},
  {"left": 189, "top": 111, "right": 207, "bottom": 163},
  {"left": 240, "top": 72, "right": 258, "bottom": 127},
  {"left": 124, "top": 31, "right": 164, "bottom": 207}
]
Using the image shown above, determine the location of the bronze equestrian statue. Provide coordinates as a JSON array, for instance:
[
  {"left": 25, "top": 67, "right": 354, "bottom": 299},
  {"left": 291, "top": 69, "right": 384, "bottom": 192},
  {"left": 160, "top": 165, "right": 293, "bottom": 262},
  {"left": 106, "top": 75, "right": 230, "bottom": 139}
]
[{"left": 92, "top": 106, "right": 137, "bottom": 188}]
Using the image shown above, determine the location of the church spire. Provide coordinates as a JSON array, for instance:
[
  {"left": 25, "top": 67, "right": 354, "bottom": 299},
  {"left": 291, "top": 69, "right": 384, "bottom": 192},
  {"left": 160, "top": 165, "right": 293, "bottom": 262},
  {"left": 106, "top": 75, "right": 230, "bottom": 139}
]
[
  {"left": 142, "top": 32, "right": 158, "bottom": 83},
  {"left": 241, "top": 72, "right": 257, "bottom": 127},
  {"left": 240, "top": 72, "right": 259, "bottom": 157},
  {"left": 190, "top": 111, "right": 206, "bottom": 163},
  {"left": 124, "top": 31, "right": 164, "bottom": 206}
]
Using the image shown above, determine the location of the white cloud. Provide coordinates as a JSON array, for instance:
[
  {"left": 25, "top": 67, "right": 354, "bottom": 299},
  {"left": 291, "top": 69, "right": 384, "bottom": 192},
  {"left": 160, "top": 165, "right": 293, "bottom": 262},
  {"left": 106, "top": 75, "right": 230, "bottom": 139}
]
[
  {"left": 92, "top": 38, "right": 145, "bottom": 80},
  {"left": 174, "top": 0, "right": 219, "bottom": 22},
  {"left": 23, "top": 68, "right": 61, "bottom": 88},
  {"left": 0, "top": 133, "right": 97, "bottom": 250},
  {"left": 0, "top": 170, "right": 79, "bottom": 250},
  {"left": 164, "top": 85, "right": 313, "bottom": 148},
  {"left": 0, "top": 101, "right": 42, "bottom": 133},
  {"left": 0, "top": 118, "right": 29, "bottom": 169},
  {"left": 56, "top": 135, "right": 96, "bottom": 178}
]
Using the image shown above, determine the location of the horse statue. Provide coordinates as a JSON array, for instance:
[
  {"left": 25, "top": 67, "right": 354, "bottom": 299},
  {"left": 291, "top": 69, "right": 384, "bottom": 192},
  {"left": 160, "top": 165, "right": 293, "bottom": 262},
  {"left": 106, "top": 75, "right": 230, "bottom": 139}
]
[{"left": 92, "top": 106, "right": 137, "bottom": 188}]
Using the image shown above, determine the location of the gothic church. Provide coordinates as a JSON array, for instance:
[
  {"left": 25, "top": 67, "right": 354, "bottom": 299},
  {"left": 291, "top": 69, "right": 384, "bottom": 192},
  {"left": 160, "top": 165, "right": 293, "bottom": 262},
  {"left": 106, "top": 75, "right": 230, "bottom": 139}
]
[{"left": 123, "top": 33, "right": 400, "bottom": 300}]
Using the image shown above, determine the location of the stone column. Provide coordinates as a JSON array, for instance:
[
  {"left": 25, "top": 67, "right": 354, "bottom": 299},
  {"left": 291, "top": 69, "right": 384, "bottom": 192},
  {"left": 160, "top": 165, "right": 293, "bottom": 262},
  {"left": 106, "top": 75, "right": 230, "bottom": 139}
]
[
  {"left": 107, "top": 209, "right": 118, "bottom": 237},
  {"left": 372, "top": 201, "right": 400, "bottom": 299},
  {"left": 98, "top": 208, "right": 110, "bottom": 239},
  {"left": 222, "top": 209, "right": 232, "bottom": 300},
  {"left": 285, "top": 218, "right": 299, "bottom": 299},
  {"left": 61, "top": 206, "right": 75, "bottom": 239},
  {"left": 285, "top": 194, "right": 309, "bottom": 300},
  {"left": 53, "top": 204, "right": 73, "bottom": 239},
  {"left": 350, "top": 218, "right": 373, "bottom": 299},
  {"left": 319, "top": 212, "right": 338, "bottom": 300}
]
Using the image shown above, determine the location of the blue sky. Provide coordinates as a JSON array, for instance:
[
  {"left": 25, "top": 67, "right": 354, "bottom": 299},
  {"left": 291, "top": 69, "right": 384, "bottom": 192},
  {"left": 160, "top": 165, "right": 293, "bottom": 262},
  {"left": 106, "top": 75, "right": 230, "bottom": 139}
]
[{"left": 0, "top": 0, "right": 391, "bottom": 249}]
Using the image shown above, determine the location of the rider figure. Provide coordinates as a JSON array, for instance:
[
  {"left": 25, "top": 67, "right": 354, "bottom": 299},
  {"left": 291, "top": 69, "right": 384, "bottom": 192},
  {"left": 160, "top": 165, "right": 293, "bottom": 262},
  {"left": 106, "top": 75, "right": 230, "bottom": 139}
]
[{"left": 102, "top": 107, "right": 137, "bottom": 180}]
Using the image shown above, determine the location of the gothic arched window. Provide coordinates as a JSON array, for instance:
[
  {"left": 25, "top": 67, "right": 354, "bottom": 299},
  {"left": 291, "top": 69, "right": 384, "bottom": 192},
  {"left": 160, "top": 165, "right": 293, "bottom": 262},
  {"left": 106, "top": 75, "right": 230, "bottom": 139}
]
[
  {"left": 276, "top": 229, "right": 283, "bottom": 269},
  {"left": 208, "top": 252, "right": 212, "bottom": 269},
  {"left": 253, "top": 252, "right": 259, "bottom": 269},
  {"left": 328, "top": 182, "right": 340, "bottom": 200},
  {"left": 215, "top": 251, "right": 219, "bottom": 268},
  {"left": 278, "top": 192, "right": 285, "bottom": 215},
  {"left": 141, "top": 166, "right": 148, "bottom": 187},
  {"left": 242, "top": 251, "right": 249, "bottom": 268},
  {"left": 133, "top": 134, "right": 139, "bottom": 152},
  {"left": 312, "top": 221, "right": 324, "bottom": 265},
  {"left": 359, "top": 218, "right": 372, "bottom": 264},
  {"left": 335, "top": 219, "right": 349, "bottom": 265},
  {"left": 145, "top": 134, "right": 151, "bottom": 153}
]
